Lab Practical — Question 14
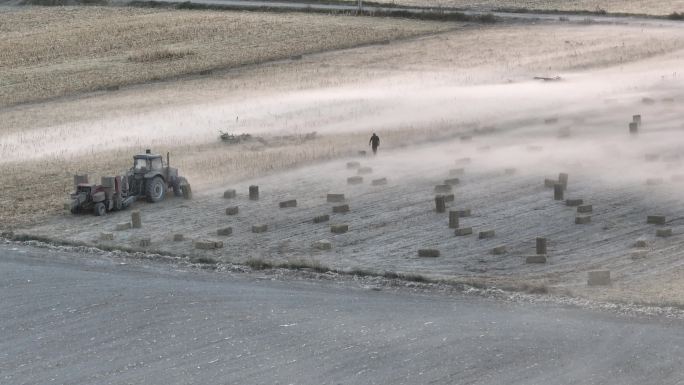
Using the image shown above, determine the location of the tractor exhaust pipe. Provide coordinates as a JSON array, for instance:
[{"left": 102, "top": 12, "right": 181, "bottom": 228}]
[{"left": 167, "top": 152, "right": 170, "bottom": 168}]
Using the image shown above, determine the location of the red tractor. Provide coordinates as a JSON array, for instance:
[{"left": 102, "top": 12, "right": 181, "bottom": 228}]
[{"left": 66, "top": 150, "right": 191, "bottom": 216}]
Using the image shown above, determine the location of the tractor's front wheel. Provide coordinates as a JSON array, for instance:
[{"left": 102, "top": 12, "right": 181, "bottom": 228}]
[
  {"left": 146, "top": 176, "right": 166, "bottom": 203},
  {"left": 94, "top": 202, "right": 106, "bottom": 216}
]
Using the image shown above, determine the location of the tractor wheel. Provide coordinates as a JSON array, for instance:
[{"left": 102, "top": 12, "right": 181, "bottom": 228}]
[
  {"left": 94, "top": 202, "right": 106, "bottom": 216},
  {"left": 172, "top": 179, "right": 182, "bottom": 197},
  {"left": 146, "top": 176, "right": 166, "bottom": 203}
]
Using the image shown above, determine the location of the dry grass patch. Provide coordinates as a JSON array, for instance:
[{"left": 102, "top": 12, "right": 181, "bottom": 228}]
[{"left": 0, "top": 6, "right": 453, "bottom": 106}]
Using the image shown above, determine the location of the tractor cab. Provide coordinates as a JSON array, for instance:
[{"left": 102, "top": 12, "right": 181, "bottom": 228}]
[
  {"left": 133, "top": 151, "right": 164, "bottom": 174},
  {"left": 125, "top": 149, "right": 183, "bottom": 202}
]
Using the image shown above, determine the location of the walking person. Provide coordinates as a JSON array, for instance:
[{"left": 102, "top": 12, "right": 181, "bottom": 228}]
[{"left": 369, "top": 133, "right": 380, "bottom": 155}]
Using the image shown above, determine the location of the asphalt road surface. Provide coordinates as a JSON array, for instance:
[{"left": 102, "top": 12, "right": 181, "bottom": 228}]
[
  {"left": 2, "top": 243, "right": 684, "bottom": 385},
  {"left": 117, "top": 0, "right": 684, "bottom": 28}
]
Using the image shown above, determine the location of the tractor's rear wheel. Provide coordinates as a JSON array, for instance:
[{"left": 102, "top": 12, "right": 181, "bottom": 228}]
[
  {"left": 172, "top": 179, "right": 182, "bottom": 197},
  {"left": 146, "top": 176, "right": 166, "bottom": 203},
  {"left": 94, "top": 202, "right": 106, "bottom": 216}
]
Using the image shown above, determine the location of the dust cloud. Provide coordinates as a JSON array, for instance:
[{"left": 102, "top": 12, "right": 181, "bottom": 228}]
[{"left": 2, "top": 38, "right": 683, "bottom": 198}]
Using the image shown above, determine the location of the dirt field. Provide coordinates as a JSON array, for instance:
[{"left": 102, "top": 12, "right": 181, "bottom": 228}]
[
  {"left": 381, "top": 0, "right": 684, "bottom": 16},
  {"left": 0, "top": 6, "right": 452, "bottom": 106},
  {"left": 4, "top": 6, "right": 684, "bottom": 305}
]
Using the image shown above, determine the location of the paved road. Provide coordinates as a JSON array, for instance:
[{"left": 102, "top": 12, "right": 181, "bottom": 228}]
[
  {"left": 126, "top": 0, "right": 684, "bottom": 27},
  {"left": 2, "top": 243, "right": 684, "bottom": 385}
]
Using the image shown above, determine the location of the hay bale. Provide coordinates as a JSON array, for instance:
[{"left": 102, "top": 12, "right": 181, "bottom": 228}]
[
  {"left": 173, "top": 233, "right": 184, "bottom": 242},
  {"left": 629, "top": 122, "right": 638, "bottom": 134},
  {"left": 460, "top": 135, "right": 472, "bottom": 142},
  {"left": 646, "top": 178, "right": 664, "bottom": 186},
  {"left": 577, "top": 205, "right": 593, "bottom": 213},
  {"left": 647, "top": 215, "right": 666, "bottom": 225},
  {"left": 453, "top": 209, "right": 471, "bottom": 218},
  {"left": 279, "top": 199, "right": 297, "bottom": 208},
  {"left": 449, "top": 211, "right": 459, "bottom": 229},
  {"left": 456, "top": 157, "right": 471, "bottom": 164},
  {"left": 332, "top": 204, "right": 350, "bottom": 213},
  {"left": 346, "top": 161, "right": 361, "bottom": 169},
  {"left": 553, "top": 184, "right": 564, "bottom": 200},
  {"left": 249, "top": 185, "right": 259, "bottom": 200},
  {"left": 526, "top": 255, "right": 547, "bottom": 264},
  {"left": 194, "top": 239, "right": 223, "bottom": 249},
  {"left": 100, "top": 232, "right": 114, "bottom": 241},
  {"left": 544, "top": 178, "right": 556, "bottom": 188},
  {"left": 527, "top": 145, "right": 543, "bottom": 152},
  {"left": 313, "top": 214, "right": 330, "bottom": 223},
  {"left": 371, "top": 178, "right": 388, "bottom": 186},
  {"left": 444, "top": 178, "right": 460, "bottom": 186},
  {"left": 181, "top": 183, "right": 192, "bottom": 200},
  {"left": 492, "top": 246, "right": 507, "bottom": 255},
  {"left": 357, "top": 167, "right": 373, "bottom": 175},
  {"left": 642, "top": 97, "right": 655, "bottom": 105},
  {"left": 628, "top": 122, "right": 639, "bottom": 135},
  {"left": 226, "top": 206, "right": 239, "bottom": 215},
  {"left": 312, "top": 240, "right": 332, "bottom": 251},
  {"left": 435, "top": 195, "right": 446, "bottom": 213},
  {"left": 544, "top": 117, "right": 558, "bottom": 124},
  {"left": 418, "top": 249, "right": 440, "bottom": 258},
  {"left": 454, "top": 227, "right": 473, "bottom": 236},
  {"left": 536, "top": 237, "right": 547, "bottom": 255},
  {"left": 330, "top": 224, "right": 349, "bottom": 234},
  {"left": 139, "top": 238, "right": 151, "bottom": 247},
  {"left": 633, "top": 240, "right": 647, "bottom": 248},
  {"left": 347, "top": 176, "right": 363, "bottom": 185},
  {"left": 644, "top": 154, "right": 660, "bottom": 162},
  {"left": 575, "top": 215, "right": 591, "bottom": 224},
  {"left": 73, "top": 174, "right": 88, "bottom": 189},
  {"left": 449, "top": 168, "right": 465, "bottom": 176},
  {"left": 504, "top": 168, "right": 516, "bottom": 175},
  {"left": 587, "top": 270, "right": 611, "bottom": 286},
  {"left": 223, "top": 189, "right": 236, "bottom": 199},
  {"left": 434, "top": 184, "right": 452, "bottom": 194},
  {"left": 479, "top": 230, "right": 495, "bottom": 239},
  {"left": 656, "top": 228, "right": 673, "bottom": 237},
  {"left": 252, "top": 224, "right": 268, "bottom": 233},
  {"left": 327, "top": 193, "right": 345, "bottom": 203},
  {"left": 115, "top": 222, "right": 131, "bottom": 231},
  {"left": 217, "top": 227, "right": 233, "bottom": 236},
  {"left": 566, "top": 199, "right": 583, "bottom": 207},
  {"left": 358, "top": 150, "right": 367, "bottom": 156},
  {"left": 131, "top": 210, "right": 142, "bottom": 228},
  {"left": 443, "top": 194, "right": 455, "bottom": 203}
]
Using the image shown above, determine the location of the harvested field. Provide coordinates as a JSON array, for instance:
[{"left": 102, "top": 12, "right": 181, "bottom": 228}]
[
  {"left": 22, "top": 107, "right": 684, "bottom": 305},
  {"left": 2, "top": 21, "right": 684, "bottom": 228},
  {"left": 0, "top": 6, "right": 452, "bottom": 106}
]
